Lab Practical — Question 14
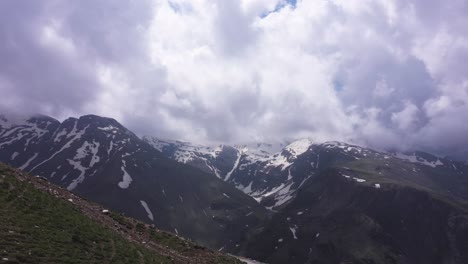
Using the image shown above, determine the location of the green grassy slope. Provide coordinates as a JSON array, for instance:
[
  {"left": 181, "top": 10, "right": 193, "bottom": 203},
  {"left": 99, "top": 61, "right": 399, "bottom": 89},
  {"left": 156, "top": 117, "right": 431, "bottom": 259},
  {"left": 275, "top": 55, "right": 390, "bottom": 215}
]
[{"left": 0, "top": 163, "right": 243, "bottom": 264}]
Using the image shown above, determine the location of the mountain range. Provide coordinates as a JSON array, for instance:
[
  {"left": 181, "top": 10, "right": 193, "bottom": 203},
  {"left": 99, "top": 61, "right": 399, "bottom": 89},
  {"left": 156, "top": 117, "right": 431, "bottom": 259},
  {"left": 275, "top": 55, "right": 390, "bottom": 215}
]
[{"left": 1, "top": 113, "right": 468, "bottom": 263}]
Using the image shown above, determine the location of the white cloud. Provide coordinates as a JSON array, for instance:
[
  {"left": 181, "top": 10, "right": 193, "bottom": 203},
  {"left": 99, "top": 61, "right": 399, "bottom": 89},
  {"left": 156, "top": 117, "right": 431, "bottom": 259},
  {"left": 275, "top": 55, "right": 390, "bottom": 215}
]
[
  {"left": 1, "top": 0, "right": 468, "bottom": 156},
  {"left": 391, "top": 101, "right": 420, "bottom": 131},
  {"left": 373, "top": 78, "right": 395, "bottom": 98},
  {"left": 39, "top": 22, "right": 77, "bottom": 56}
]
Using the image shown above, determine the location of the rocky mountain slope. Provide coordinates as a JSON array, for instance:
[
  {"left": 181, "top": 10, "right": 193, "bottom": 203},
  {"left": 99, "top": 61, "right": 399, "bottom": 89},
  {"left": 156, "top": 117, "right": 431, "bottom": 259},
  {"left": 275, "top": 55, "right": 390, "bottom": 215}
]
[
  {"left": 0, "top": 114, "right": 268, "bottom": 254},
  {"left": 145, "top": 137, "right": 468, "bottom": 263},
  {"left": 244, "top": 156, "right": 468, "bottom": 263},
  {"left": 0, "top": 163, "right": 243, "bottom": 264}
]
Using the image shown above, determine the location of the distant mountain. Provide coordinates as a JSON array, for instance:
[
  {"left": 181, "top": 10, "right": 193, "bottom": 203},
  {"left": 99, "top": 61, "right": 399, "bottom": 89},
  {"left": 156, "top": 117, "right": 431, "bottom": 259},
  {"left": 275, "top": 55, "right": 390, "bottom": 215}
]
[
  {"left": 0, "top": 114, "right": 268, "bottom": 254},
  {"left": 143, "top": 136, "right": 313, "bottom": 208},
  {"left": 145, "top": 136, "right": 468, "bottom": 263},
  {"left": 0, "top": 163, "right": 243, "bottom": 264}
]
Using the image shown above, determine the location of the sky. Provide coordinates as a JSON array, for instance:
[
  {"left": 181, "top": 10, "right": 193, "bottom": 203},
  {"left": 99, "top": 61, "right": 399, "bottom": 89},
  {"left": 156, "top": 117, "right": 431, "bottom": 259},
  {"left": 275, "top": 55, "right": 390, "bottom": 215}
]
[{"left": 1, "top": 0, "right": 468, "bottom": 156}]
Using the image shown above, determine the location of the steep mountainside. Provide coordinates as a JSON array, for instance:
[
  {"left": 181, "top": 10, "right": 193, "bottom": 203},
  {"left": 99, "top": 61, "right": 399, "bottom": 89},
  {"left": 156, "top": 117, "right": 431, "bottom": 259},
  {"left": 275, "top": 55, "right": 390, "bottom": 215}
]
[
  {"left": 0, "top": 114, "right": 268, "bottom": 254},
  {"left": 145, "top": 137, "right": 468, "bottom": 263},
  {"left": 245, "top": 162, "right": 468, "bottom": 263},
  {"left": 0, "top": 163, "right": 243, "bottom": 264}
]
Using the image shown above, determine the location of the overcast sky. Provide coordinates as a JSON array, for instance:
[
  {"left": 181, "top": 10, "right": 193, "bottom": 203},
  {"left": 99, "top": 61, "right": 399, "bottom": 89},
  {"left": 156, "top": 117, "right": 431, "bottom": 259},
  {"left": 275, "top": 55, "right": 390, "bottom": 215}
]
[{"left": 1, "top": 0, "right": 468, "bottom": 155}]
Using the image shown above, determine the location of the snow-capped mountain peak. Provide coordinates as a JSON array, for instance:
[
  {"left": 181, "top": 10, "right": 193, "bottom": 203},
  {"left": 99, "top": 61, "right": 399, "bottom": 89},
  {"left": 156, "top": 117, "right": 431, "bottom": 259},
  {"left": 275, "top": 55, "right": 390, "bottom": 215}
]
[
  {"left": 142, "top": 137, "right": 322, "bottom": 209},
  {"left": 283, "top": 138, "right": 314, "bottom": 158}
]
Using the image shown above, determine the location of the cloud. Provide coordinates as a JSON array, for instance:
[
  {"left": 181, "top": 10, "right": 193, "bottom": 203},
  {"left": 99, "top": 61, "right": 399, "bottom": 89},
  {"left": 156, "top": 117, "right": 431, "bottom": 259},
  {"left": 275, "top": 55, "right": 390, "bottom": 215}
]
[
  {"left": 391, "top": 101, "right": 420, "bottom": 131},
  {"left": 0, "top": 0, "right": 467, "bottom": 157}
]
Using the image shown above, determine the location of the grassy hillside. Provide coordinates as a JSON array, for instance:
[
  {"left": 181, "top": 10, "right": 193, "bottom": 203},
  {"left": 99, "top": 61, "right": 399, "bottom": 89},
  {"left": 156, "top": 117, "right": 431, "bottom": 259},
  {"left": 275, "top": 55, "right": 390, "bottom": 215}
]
[{"left": 0, "top": 163, "right": 243, "bottom": 264}]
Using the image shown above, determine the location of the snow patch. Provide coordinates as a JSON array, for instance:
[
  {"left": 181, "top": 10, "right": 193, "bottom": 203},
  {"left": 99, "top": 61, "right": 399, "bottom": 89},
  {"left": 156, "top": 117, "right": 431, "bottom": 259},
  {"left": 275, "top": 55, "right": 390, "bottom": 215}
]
[
  {"left": 19, "top": 153, "right": 38, "bottom": 170},
  {"left": 225, "top": 150, "right": 242, "bottom": 181},
  {"left": 242, "top": 181, "right": 253, "bottom": 194},
  {"left": 287, "top": 167, "right": 293, "bottom": 181},
  {"left": 394, "top": 152, "right": 444, "bottom": 168},
  {"left": 268, "top": 154, "right": 292, "bottom": 170},
  {"left": 98, "top": 125, "right": 119, "bottom": 132},
  {"left": 140, "top": 200, "right": 154, "bottom": 221},
  {"left": 66, "top": 159, "right": 87, "bottom": 190},
  {"left": 284, "top": 139, "right": 313, "bottom": 158},
  {"left": 273, "top": 181, "right": 295, "bottom": 207},
  {"left": 289, "top": 227, "right": 298, "bottom": 239},
  {"left": 107, "top": 140, "right": 115, "bottom": 155},
  {"left": 74, "top": 141, "right": 100, "bottom": 167},
  {"left": 61, "top": 173, "right": 69, "bottom": 181},
  {"left": 262, "top": 183, "right": 286, "bottom": 197},
  {"left": 342, "top": 174, "right": 366, "bottom": 183},
  {"left": 233, "top": 256, "right": 266, "bottom": 264},
  {"left": 353, "top": 177, "right": 366, "bottom": 183},
  {"left": 118, "top": 160, "right": 132, "bottom": 189},
  {"left": 11, "top": 152, "right": 19, "bottom": 160},
  {"left": 53, "top": 128, "right": 68, "bottom": 142}
]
